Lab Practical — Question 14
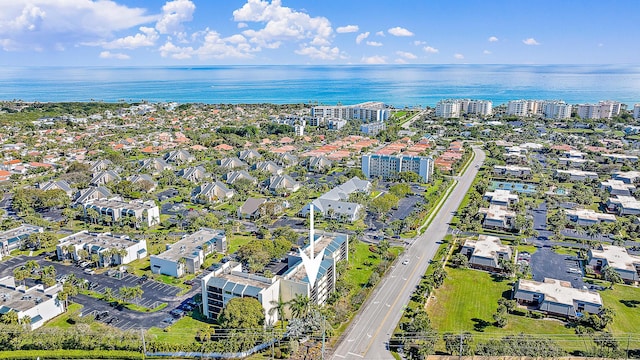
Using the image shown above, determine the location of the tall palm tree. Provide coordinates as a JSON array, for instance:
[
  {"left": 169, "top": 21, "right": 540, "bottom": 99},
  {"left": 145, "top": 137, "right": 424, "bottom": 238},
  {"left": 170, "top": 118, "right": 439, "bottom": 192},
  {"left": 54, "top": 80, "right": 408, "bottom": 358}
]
[
  {"left": 268, "top": 296, "right": 288, "bottom": 329},
  {"left": 289, "top": 294, "right": 311, "bottom": 319}
]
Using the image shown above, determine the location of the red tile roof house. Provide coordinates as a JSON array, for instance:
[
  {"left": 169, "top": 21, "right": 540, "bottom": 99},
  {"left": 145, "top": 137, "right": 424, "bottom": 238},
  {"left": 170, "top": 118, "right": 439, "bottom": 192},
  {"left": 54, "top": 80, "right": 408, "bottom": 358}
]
[{"left": 0, "top": 170, "right": 11, "bottom": 182}]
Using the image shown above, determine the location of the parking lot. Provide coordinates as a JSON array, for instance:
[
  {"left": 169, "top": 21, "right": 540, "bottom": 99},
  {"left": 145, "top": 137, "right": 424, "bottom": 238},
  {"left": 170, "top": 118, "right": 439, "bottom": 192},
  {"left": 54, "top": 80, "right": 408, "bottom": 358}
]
[{"left": 530, "top": 247, "right": 584, "bottom": 289}]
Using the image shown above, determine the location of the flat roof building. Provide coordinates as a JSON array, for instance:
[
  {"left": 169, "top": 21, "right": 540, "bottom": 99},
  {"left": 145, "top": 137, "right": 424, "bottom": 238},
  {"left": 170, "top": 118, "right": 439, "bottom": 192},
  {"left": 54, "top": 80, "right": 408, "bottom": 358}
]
[
  {"left": 0, "top": 225, "right": 44, "bottom": 260},
  {"left": 565, "top": 208, "right": 616, "bottom": 226},
  {"left": 588, "top": 245, "right": 640, "bottom": 284},
  {"left": 151, "top": 228, "right": 227, "bottom": 277},
  {"left": 362, "top": 153, "right": 433, "bottom": 183},
  {"left": 514, "top": 278, "right": 602, "bottom": 318},
  {"left": 311, "top": 102, "right": 390, "bottom": 122},
  {"left": 461, "top": 235, "right": 512, "bottom": 272},
  {"left": 56, "top": 231, "right": 147, "bottom": 267},
  {"left": 606, "top": 195, "right": 640, "bottom": 216},
  {"left": 82, "top": 197, "right": 160, "bottom": 227},
  {"left": 0, "top": 276, "right": 65, "bottom": 330}
]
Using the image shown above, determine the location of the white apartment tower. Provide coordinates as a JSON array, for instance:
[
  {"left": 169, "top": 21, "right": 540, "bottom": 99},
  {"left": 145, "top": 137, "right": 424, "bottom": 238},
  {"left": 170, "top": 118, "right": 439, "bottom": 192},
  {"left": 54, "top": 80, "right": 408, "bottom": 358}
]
[
  {"left": 634, "top": 104, "right": 640, "bottom": 120},
  {"left": 577, "top": 101, "right": 625, "bottom": 119},
  {"left": 507, "top": 100, "right": 570, "bottom": 119},
  {"left": 436, "top": 99, "right": 492, "bottom": 118}
]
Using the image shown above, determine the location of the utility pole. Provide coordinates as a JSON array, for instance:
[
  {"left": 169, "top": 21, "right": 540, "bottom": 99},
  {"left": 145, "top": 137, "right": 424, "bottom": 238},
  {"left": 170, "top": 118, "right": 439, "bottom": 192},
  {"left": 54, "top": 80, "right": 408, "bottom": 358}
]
[
  {"left": 322, "top": 315, "right": 326, "bottom": 360},
  {"left": 459, "top": 332, "right": 463, "bottom": 360},
  {"left": 140, "top": 328, "right": 146, "bottom": 357}
]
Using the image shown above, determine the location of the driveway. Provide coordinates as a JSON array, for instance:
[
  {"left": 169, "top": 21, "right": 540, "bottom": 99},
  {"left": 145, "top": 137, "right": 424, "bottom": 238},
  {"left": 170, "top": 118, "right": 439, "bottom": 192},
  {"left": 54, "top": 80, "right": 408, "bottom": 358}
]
[{"left": 530, "top": 247, "right": 584, "bottom": 289}]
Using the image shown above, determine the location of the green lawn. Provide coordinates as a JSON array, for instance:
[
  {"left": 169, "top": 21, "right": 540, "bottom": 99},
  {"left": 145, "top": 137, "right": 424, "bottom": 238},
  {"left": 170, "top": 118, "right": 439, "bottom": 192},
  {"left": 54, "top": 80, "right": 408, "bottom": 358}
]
[
  {"left": 227, "top": 234, "right": 254, "bottom": 254},
  {"left": 45, "top": 303, "right": 84, "bottom": 329},
  {"left": 600, "top": 284, "right": 640, "bottom": 334},
  {"left": 343, "top": 241, "right": 401, "bottom": 292},
  {"left": 148, "top": 313, "right": 216, "bottom": 344}
]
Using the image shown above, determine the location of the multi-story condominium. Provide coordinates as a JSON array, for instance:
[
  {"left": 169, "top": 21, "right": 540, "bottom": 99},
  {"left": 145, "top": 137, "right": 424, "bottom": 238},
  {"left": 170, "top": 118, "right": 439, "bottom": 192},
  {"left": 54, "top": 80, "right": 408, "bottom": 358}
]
[
  {"left": 506, "top": 100, "right": 543, "bottom": 117},
  {"left": 577, "top": 101, "right": 624, "bottom": 119},
  {"left": 361, "top": 154, "right": 434, "bottom": 183},
  {"left": 300, "top": 177, "right": 371, "bottom": 222},
  {"left": 435, "top": 99, "right": 493, "bottom": 118},
  {"left": 588, "top": 245, "right": 640, "bottom": 284},
  {"left": 506, "top": 99, "right": 570, "bottom": 119},
  {"left": 311, "top": 102, "right": 390, "bottom": 122},
  {"left": 513, "top": 278, "right": 602, "bottom": 318},
  {"left": 0, "top": 276, "right": 66, "bottom": 330},
  {"left": 360, "top": 122, "right": 386, "bottom": 135},
  {"left": 151, "top": 228, "right": 227, "bottom": 277},
  {"left": 201, "top": 218, "right": 348, "bottom": 323},
  {"left": 542, "top": 100, "right": 572, "bottom": 119},
  {"left": 460, "top": 235, "right": 512, "bottom": 272},
  {"left": 56, "top": 230, "right": 148, "bottom": 267},
  {"left": 633, "top": 104, "right": 640, "bottom": 120},
  {"left": 0, "top": 225, "right": 44, "bottom": 260},
  {"left": 81, "top": 197, "right": 160, "bottom": 227}
]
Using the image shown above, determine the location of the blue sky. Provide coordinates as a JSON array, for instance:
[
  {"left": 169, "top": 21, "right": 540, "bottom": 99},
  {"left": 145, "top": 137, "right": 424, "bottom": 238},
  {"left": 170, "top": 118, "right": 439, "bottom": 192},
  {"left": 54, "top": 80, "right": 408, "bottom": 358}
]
[{"left": 0, "top": 0, "right": 638, "bottom": 66}]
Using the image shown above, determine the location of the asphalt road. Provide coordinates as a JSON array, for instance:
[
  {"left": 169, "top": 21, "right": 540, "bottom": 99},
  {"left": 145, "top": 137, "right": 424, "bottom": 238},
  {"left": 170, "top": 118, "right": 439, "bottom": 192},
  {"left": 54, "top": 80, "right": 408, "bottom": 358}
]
[{"left": 331, "top": 146, "right": 486, "bottom": 360}]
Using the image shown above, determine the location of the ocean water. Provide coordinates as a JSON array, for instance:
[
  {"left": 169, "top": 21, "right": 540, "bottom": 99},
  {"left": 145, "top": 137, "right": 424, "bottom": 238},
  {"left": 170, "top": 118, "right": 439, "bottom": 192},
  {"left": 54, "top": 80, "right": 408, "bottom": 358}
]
[{"left": 0, "top": 64, "right": 639, "bottom": 107}]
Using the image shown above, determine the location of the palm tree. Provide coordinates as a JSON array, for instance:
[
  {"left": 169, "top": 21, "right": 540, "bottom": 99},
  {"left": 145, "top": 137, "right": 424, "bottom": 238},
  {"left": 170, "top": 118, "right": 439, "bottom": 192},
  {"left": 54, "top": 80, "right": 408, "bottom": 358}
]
[
  {"left": 103, "top": 287, "right": 114, "bottom": 302},
  {"left": 268, "top": 296, "right": 288, "bottom": 329},
  {"left": 289, "top": 294, "right": 311, "bottom": 319},
  {"left": 602, "top": 265, "right": 623, "bottom": 289}
]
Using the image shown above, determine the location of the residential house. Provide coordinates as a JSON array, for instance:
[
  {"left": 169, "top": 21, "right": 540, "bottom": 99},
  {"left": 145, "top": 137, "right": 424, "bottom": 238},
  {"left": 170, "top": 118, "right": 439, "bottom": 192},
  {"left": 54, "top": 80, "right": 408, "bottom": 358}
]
[
  {"left": 237, "top": 198, "right": 267, "bottom": 219},
  {"left": 89, "top": 159, "right": 113, "bottom": 173},
  {"left": 612, "top": 171, "right": 640, "bottom": 184},
  {"left": 478, "top": 205, "right": 516, "bottom": 230},
  {"left": 192, "top": 182, "right": 235, "bottom": 203},
  {"left": 606, "top": 195, "right": 640, "bottom": 215},
  {"left": 460, "top": 235, "right": 512, "bottom": 272},
  {"left": 513, "top": 278, "right": 602, "bottom": 318},
  {"left": 588, "top": 245, "right": 640, "bottom": 284},
  {"left": 0, "top": 170, "right": 10, "bottom": 182},
  {"left": 139, "top": 158, "right": 172, "bottom": 175},
  {"left": 0, "top": 276, "right": 65, "bottom": 330},
  {"left": 127, "top": 174, "right": 157, "bottom": 192},
  {"left": 483, "top": 190, "right": 519, "bottom": 207},
  {"left": 493, "top": 165, "right": 531, "bottom": 177},
  {"left": 565, "top": 208, "right": 616, "bottom": 226},
  {"left": 225, "top": 170, "right": 257, "bottom": 185},
  {"left": 600, "top": 179, "right": 635, "bottom": 196},
  {"left": 89, "top": 170, "right": 121, "bottom": 186},
  {"left": 218, "top": 157, "right": 248, "bottom": 170},
  {"left": 238, "top": 149, "right": 263, "bottom": 163},
  {"left": 164, "top": 149, "right": 195, "bottom": 164},
  {"left": 178, "top": 166, "right": 208, "bottom": 183},
  {"left": 554, "top": 169, "right": 598, "bottom": 182},
  {"left": 56, "top": 231, "right": 147, "bottom": 267},
  {"left": 37, "top": 180, "right": 73, "bottom": 197},
  {"left": 299, "top": 177, "right": 371, "bottom": 222},
  {"left": 151, "top": 228, "right": 226, "bottom": 277},
  {"left": 277, "top": 153, "right": 299, "bottom": 168},
  {"left": 0, "top": 225, "right": 44, "bottom": 260},
  {"left": 601, "top": 153, "right": 639, "bottom": 163},
  {"left": 74, "top": 186, "right": 112, "bottom": 204},
  {"left": 307, "top": 156, "right": 333, "bottom": 173},
  {"left": 266, "top": 174, "right": 300, "bottom": 195},
  {"left": 252, "top": 161, "right": 284, "bottom": 176}
]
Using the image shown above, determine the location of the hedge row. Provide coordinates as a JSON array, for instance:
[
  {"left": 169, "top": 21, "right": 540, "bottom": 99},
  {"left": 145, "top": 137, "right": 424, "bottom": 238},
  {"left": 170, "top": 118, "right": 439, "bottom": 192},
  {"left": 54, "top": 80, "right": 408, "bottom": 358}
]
[{"left": 0, "top": 350, "right": 143, "bottom": 359}]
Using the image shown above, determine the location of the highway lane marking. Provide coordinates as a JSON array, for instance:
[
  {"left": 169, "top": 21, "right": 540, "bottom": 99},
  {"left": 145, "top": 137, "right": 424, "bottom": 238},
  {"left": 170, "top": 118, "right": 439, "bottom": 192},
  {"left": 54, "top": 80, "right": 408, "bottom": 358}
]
[{"left": 347, "top": 352, "right": 364, "bottom": 358}]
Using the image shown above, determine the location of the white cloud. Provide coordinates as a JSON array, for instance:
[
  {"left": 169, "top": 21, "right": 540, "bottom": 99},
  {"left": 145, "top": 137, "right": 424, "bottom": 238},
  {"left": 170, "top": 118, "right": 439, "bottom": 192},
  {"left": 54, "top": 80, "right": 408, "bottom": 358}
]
[
  {"left": 233, "top": 0, "right": 333, "bottom": 49},
  {"left": 0, "top": 1, "right": 156, "bottom": 51},
  {"left": 488, "top": 36, "right": 499, "bottom": 42},
  {"left": 388, "top": 26, "right": 413, "bottom": 37},
  {"left": 104, "top": 27, "right": 159, "bottom": 49},
  {"left": 155, "top": 0, "right": 196, "bottom": 35},
  {"left": 423, "top": 46, "right": 439, "bottom": 53},
  {"left": 394, "top": 58, "right": 407, "bottom": 64},
  {"left": 413, "top": 40, "right": 426, "bottom": 46},
  {"left": 375, "top": 31, "right": 385, "bottom": 37},
  {"left": 159, "top": 29, "right": 259, "bottom": 60},
  {"left": 454, "top": 53, "right": 464, "bottom": 59},
  {"left": 356, "top": 31, "right": 370, "bottom": 44},
  {"left": 361, "top": 55, "right": 386, "bottom": 64},
  {"left": 99, "top": 51, "right": 130, "bottom": 60},
  {"left": 396, "top": 51, "right": 417, "bottom": 59},
  {"left": 366, "top": 41, "right": 382, "bottom": 47},
  {"left": 336, "top": 25, "right": 358, "bottom": 33},
  {"left": 237, "top": 22, "right": 248, "bottom": 29},
  {"left": 523, "top": 38, "right": 540, "bottom": 45},
  {"left": 483, "top": 50, "right": 492, "bottom": 54},
  {"left": 295, "top": 45, "right": 340, "bottom": 60}
]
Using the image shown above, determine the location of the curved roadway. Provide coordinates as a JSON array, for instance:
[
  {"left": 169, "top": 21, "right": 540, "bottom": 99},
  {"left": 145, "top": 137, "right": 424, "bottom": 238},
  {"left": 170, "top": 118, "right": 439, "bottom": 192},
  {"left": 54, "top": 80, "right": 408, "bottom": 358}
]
[{"left": 332, "top": 146, "right": 485, "bottom": 359}]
